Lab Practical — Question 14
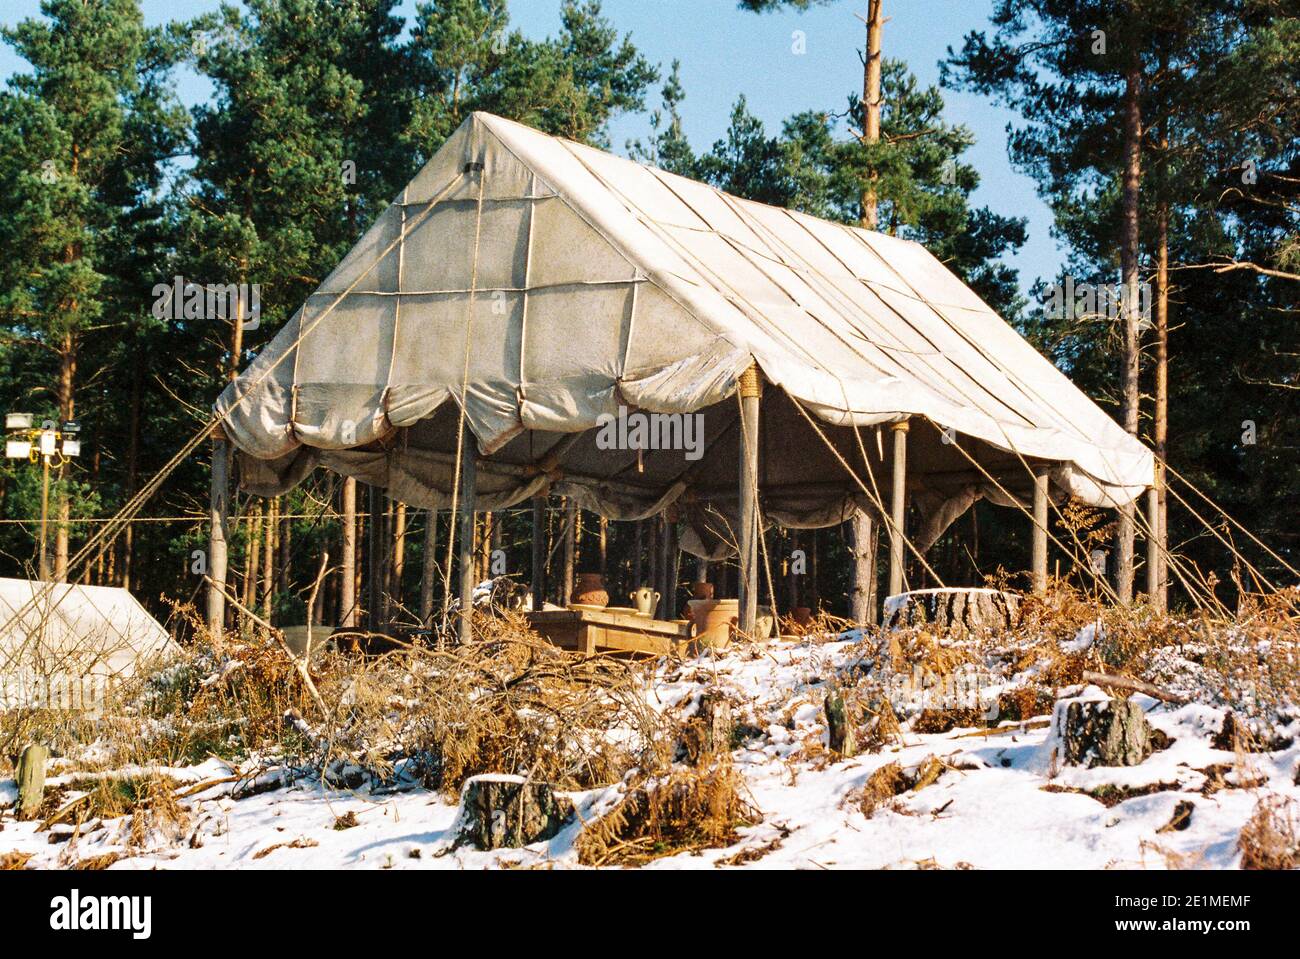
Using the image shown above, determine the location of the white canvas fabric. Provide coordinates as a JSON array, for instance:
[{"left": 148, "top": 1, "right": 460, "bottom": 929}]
[
  {"left": 0, "top": 578, "right": 179, "bottom": 710},
  {"left": 216, "top": 112, "right": 1154, "bottom": 547}
]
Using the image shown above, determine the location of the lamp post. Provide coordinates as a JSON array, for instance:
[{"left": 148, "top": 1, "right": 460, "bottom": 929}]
[{"left": 5, "top": 413, "right": 81, "bottom": 582}]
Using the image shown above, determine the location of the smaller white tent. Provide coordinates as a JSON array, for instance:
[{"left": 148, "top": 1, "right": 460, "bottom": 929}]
[{"left": 0, "top": 578, "right": 179, "bottom": 710}]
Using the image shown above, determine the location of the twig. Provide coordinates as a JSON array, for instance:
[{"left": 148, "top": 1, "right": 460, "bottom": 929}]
[{"left": 1081, "top": 670, "right": 1188, "bottom": 705}]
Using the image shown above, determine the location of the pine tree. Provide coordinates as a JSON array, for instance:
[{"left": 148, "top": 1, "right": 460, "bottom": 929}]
[{"left": 0, "top": 0, "right": 186, "bottom": 582}]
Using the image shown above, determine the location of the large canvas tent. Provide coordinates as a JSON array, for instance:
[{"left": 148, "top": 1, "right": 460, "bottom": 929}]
[
  {"left": 214, "top": 111, "right": 1156, "bottom": 629},
  {"left": 0, "top": 578, "right": 178, "bottom": 710}
]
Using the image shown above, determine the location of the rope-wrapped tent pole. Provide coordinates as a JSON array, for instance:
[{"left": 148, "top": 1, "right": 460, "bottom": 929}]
[{"left": 738, "top": 362, "right": 762, "bottom": 635}]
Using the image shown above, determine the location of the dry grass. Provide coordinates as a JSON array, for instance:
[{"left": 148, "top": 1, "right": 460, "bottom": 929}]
[
  {"left": 851, "top": 761, "right": 912, "bottom": 818},
  {"left": 575, "top": 757, "right": 760, "bottom": 866},
  {"left": 1237, "top": 794, "right": 1300, "bottom": 869}
]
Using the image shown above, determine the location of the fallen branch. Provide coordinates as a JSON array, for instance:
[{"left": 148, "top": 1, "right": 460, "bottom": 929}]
[
  {"left": 1081, "top": 670, "right": 1188, "bottom": 705},
  {"left": 953, "top": 719, "right": 1052, "bottom": 739},
  {"left": 172, "top": 775, "right": 243, "bottom": 800}
]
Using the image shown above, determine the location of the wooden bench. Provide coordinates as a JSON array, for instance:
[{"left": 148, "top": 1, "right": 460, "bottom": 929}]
[{"left": 527, "top": 607, "right": 692, "bottom": 657}]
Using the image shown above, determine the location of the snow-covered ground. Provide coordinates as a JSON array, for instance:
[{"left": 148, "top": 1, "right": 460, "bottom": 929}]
[{"left": 3, "top": 633, "right": 1297, "bottom": 870}]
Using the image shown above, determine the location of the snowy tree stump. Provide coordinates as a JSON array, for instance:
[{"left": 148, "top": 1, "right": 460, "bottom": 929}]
[
  {"left": 883, "top": 588, "right": 1020, "bottom": 633},
  {"left": 824, "top": 692, "right": 858, "bottom": 759},
  {"left": 681, "top": 691, "right": 734, "bottom": 765},
  {"left": 455, "top": 775, "right": 574, "bottom": 850},
  {"left": 1058, "top": 699, "right": 1154, "bottom": 768},
  {"left": 15, "top": 743, "right": 48, "bottom": 820}
]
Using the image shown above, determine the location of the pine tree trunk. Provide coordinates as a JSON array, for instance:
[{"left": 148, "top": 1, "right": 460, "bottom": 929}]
[
  {"left": 849, "top": 2, "right": 884, "bottom": 617},
  {"left": 850, "top": 513, "right": 878, "bottom": 624},
  {"left": 123, "top": 356, "right": 141, "bottom": 590},
  {"left": 54, "top": 336, "right": 76, "bottom": 582},
  {"left": 859, "top": 0, "right": 884, "bottom": 230},
  {"left": 420, "top": 508, "right": 437, "bottom": 625},
  {"left": 1154, "top": 104, "right": 1170, "bottom": 612},
  {"left": 1115, "top": 54, "right": 1144, "bottom": 605}
]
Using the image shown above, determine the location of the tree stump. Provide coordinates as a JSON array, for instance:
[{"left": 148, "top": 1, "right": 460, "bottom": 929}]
[
  {"left": 1058, "top": 699, "right": 1154, "bottom": 768},
  {"left": 883, "top": 588, "right": 1020, "bottom": 633},
  {"left": 15, "top": 743, "right": 48, "bottom": 821},
  {"left": 680, "top": 691, "right": 734, "bottom": 765},
  {"left": 455, "top": 775, "right": 574, "bottom": 850},
  {"left": 824, "top": 691, "right": 858, "bottom": 758}
]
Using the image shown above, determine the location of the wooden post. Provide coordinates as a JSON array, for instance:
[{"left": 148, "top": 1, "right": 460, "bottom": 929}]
[
  {"left": 561, "top": 498, "right": 576, "bottom": 605},
  {"left": 261, "top": 497, "right": 276, "bottom": 620},
  {"left": 340, "top": 477, "right": 357, "bottom": 628},
  {"left": 810, "top": 529, "right": 820, "bottom": 611},
  {"left": 738, "top": 363, "right": 762, "bottom": 635},
  {"left": 1146, "top": 485, "right": 1161, "bottom": 610},
  {"left": 887, "top": 419, "right": 909, "bottom": 599},
  {"left": 457, "top": 440, "right": 478, "bottom": 644},
  {"left": 530, "top": 496, "right": 545, "bottom": 612},
  {"left": 392, "top": 501, "right": 407, "bottom": 611},
  {"left": 367, "top": 485, "right": 382, "bottom": 631},
  {"left": 206, "top": 426, "right": 230, "bottom": 646},
  {"left": 657, "top": 517, "right": 677, "bottom": 619},
  {"left": 1032, "top": 465, "right": 1049, "bottom": 593},
  {"left": 15, "top": 743, "right": 47, "bottom": 820},
  {"left": 243, "top": 501, "right": 262, "bottom": 628},
  {"left": 420, "top": 508, "right": 437, "bottom": 626}
]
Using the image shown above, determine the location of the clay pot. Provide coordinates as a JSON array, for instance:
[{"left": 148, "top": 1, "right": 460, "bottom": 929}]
[
  {"left": 572, "top": 572, "right": 609, "bottom": 608},
  {"left": 691, "top": 598, "right": 738, "bottom": 650},
  {"left": 630, "top": 586, "right": 659, "bottom": 617},
  {"left": 690, "top": 581, "right": 714, "bottom": 600},
  {"left": 792, "top": 606, "right": 813, "bottom": 628}
]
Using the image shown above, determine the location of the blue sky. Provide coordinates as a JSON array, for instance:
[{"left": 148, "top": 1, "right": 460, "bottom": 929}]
[{"left": 0, "top": 0, "right": 1062, "bottom": 299}]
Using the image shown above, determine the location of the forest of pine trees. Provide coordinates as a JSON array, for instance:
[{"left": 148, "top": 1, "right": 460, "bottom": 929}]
[{"left": 0, "top": 0, "right": 1294, "bottom": 627}]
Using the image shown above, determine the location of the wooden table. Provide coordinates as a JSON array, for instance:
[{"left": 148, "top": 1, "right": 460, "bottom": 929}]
[{"left": 527, "top": 607, "right": 693, "bottom": 657}]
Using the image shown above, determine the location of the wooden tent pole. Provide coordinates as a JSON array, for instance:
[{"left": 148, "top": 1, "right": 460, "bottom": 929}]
[
  {"left": 887, "top": 419, "right": 909, "bottom": 599},
  {"left": 633, "top": 518, "right": 644, "bottom": 588},
  {"left": 738, "top": 363, "right": 762, "bottom": 634},
  {"left": 530, "top": 495, "right": 545, "bottom": 612},
  {"left": 1032, "top": 465, "right": 1049, "bottom": 593},
  {"left": 419, "top": 508, "right": 437, "bottom": 626},
  {"left": 561, "top": 497, "right": 576, "bottom": 605},
  {"left": 457, "top": 440, "right": 478, "bottom": 644},
  {"left": 340, "top": 477, "right": 357, "bottom": 628},
  {"left": 206, "top": 425, "right": 230, "bottom": 648},
  {"left": 367, "top": 485, "right": 381, "bottom": 631}
]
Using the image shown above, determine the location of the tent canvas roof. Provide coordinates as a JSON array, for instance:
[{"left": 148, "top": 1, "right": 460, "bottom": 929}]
[
  {"left": 216, "top": 112, "right": 1153, "bottom": 551},
  {"left": 0, "top": 578, "right": 179, "bottom": 708}
]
